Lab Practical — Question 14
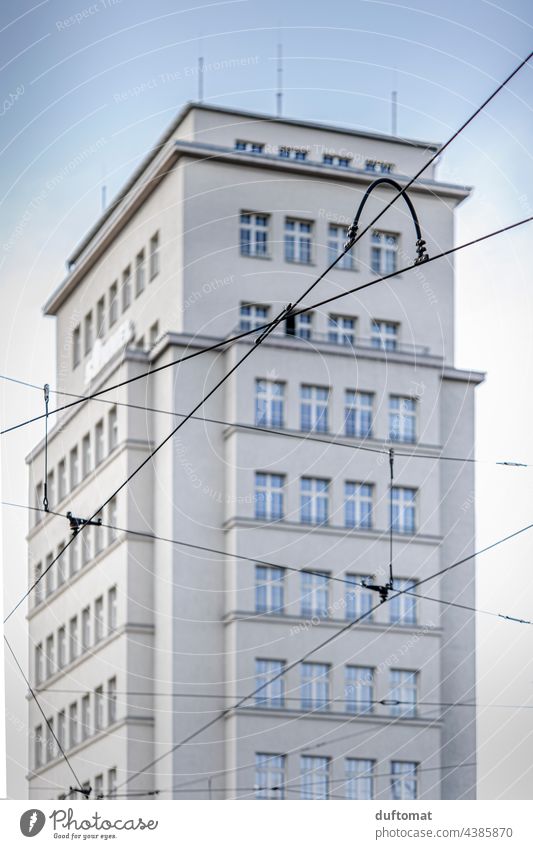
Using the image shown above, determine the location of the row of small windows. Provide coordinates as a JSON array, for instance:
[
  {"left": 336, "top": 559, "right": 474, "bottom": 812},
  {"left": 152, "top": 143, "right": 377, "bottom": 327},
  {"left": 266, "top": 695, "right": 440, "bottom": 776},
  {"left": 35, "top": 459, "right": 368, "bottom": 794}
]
[
  {"left": 33, "top": 678, "right": 117, "bottom": 768},
  {"left": 34, "top": 406, "right": 118, "bottom": 521},
  {"left": 72, "top": 232, "right": 160, "bottom": 369},
  {"left": 234, "top": 140, "right": 395, "bottom": 175},
  {"left": 34, "top": 586, "right": 117, "bottom": 683},
  {"left": 239, "top": 213, "right": 398, "bottom": 274},
  {"left": 255, "top": 565, "right": 417, "bottom": 624},
  {"left": 255, "top": 754, "right": 417, "bottom": 800},
  {"left": 56, "top": 769, "right": 117, "bottom": 800},
  {"left": 255, "top": 380, "right": 416, "bottom": 442},
  {"left": 32, "top": 499, "right": 117, "bottom": 605},
  {"left": 254, "top": 473, "right": 417, "bottom": 534},
  {"left": 240, "top": 304, "right": 402, "bottom": 353}
]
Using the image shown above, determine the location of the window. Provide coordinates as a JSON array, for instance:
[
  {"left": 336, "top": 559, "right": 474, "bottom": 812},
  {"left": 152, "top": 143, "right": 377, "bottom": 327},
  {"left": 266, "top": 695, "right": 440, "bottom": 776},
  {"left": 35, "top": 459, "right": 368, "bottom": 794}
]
[
  {"left": 108, "top": 586, "right": 118, "bottom": 632},
  {"left": 94, "top": 596, "right": 104, "bottom": 643},
  {"left": 58, "top": 459, "right": 67, "bottom": 502},
  {"left": 345, "top": 574, "right": 374, "bottom": 621},
  {"left": 108, "top": 677, "right": 117, "bottom": 724},
  {"left": 34, "top": 482, "right": 43, "bottom": 523},
  {"left": 46, "top": 470, "right": 55, "bottom": 510},
  {"left": 279, "top": 146, "right": 307, "bottom": 160},
  {"left": 389, "top": 669, "right": 418, "bottom": 717},
  {"left": 69, "top": 703, "right": 78, "bottom": 748},
  {"left": 240, "top": 212, "right": 269, "bottom": 257},
  {"left": 300, "top": 385, "right": 328, "bottom": 433},
  {"left": 108, "top": 406, "right": 118, "bottom": 451},
  {"left": 122, "top": 266, "right": 132, "bottom": 311},
  {"left": 108, "top": 497, "right": 118, "bottom": 544},
  {"left": 34, "top": 725, "right": 43, "bottom": 768},
  {"left": 255, "top": 379, "right": 284, "bottom": 428},
  {"left": 344, "top": 482, "right": 373, "bottom": 529},
  {"left": 94, "top": 517, "right": 104, "bottom": 555},
  {"left": 255, "top": 566, "right": 284, "bottom": 614},
  {"left": 84, "top": 311, "right": 93, "bottom": 355},
  {"left": 391, "top": 486, "right": 417, "bottom": 534},
  {"left": 94, "top": 774, "right": 104, "bottom": 798},
  {"left": 70, "top": 446, "right": 79, "bottom": 490},
  {"left": 328, "top": 314, "right": 356, "bottom": 345},
  {"left": 285, "top": 218, "right": 312, "bottom": 264},
  {"left": 300, "top": 477, "right": 329, "bottom": 525},
  {"left": 390, "top": 578, "right": 417, "bottom": 625},
  {"left": 108, "top": 768, "right": 117, "bottom": 798},
  {"left": 45, "top": 719, "right": 55, "bottom": 762},
  {"left": 391, "top": 761, "right": 418, "bottom": 800},
  {"left": 69, "top": 536, "right": 78, "bottom": 577},
  {"left": 301, "top": 662, "right": 330, "bottom": 711},
  {"left": 73, "top": 325, "right": 81, "bottom": 368},
  {"left": 82, "top": 433, "right": 91, "bottom": 477},
  {"left": 35, "top": 643, "right": 43, "bottom": 684},
  {"left": 96, "top": 296, "right": 105, "bottom": 339},
  {"left": 255, "top": 473, "right": 284, "bottom": 520},
  {"left": 81, "top": 694, "right": 91, "bottom": 740},
  {"left": 235, "top": 139, "right": 264, "bottom": 153},
  {"left": 57, "top": 710, "right": 66, "bottom": 750},
  {"left": 239, "top": 303, "right": 269, "bottom": 332},
  {"left": 45, "top": 634, "right": 54, "bottom": 678},
  {"left": 285, "top": 311, "right": 313, "bottom": 339},
  {"left": 345, "top": 666, "right": 374, "bottom": 714},
  {"left": 344, "top": 390, "right": 373, "bottom": 438},
  {"left": 34, "top": 563, "right": 42, "bottom": 606},
  {"left": 81, "top": 606, "right": 91, "bottom": 652},
  {"left": 135, "top": 250, "right": 145, "bottom": 296},
  {"left": 69, "top": 616, "right": 78, "bottom": 662},
  {"left": 365, "top": 159, "right": 393, "bottom": 174},
  {"left": 370, "top": 230, "right": 398, "bottom": 274},
  {"left": 389, "top": 396, "right": 416, "bottom": 443},
  {"left": 371, "top": 319, "right": 398, "bottom": 351},
  {"left": 328, "top": 224, "right": 354, "bottom": 269},
  {"left": 300, "top": 756, "right": 330, "bottom": 800},
  {"left": 95, "top": 686, "right": 104, "bottom": 730},
  {"left": 109, "top": 281, "right": 118, "bottom": 327},
  {"left": 346, "top": 758, "right": 375, "bottom": 800},
  {"left": 45, "top": 552, "right": 55, "bottom": 597},
  {"left": 57, "top": 627, "right": 66, "bottom": 668},
  {"left": 301, "top": 571, "right": 329, "bottom": 618},
  {"left": 323, "top": 154, "right": 352, "bottom": 168},
  {"left": 57, "top": 543, "right": 67, "bottom": 587},
  {"left": 255, "top": 753, "right": 285, "bottom": 799},
  {"left": 80, "top": 526, "right": 91, "bottom": 567},
  {"left": 255, "top": 659, "right": 285, "bottom": 708},
  {"left": 149, "top": 321, "right": 159, "bottom": 347},
  {"left": 149, "top": 232, "right": 160, "bottom": 279},
  {"left": 95, "top": 419, "right": 104, "bottom": 466}
]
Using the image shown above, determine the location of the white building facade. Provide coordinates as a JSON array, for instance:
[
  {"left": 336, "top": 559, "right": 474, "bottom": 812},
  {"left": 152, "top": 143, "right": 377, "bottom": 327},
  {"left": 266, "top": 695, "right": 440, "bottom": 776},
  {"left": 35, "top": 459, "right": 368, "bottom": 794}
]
[{"left": 26, "top": 103, "right": 482, "bottom": 801}]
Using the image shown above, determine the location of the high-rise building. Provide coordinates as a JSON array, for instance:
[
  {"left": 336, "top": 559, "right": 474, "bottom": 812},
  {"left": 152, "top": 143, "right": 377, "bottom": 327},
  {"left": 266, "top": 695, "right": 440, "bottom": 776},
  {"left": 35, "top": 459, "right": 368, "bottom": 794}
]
[{"left": 26, "top": 103, "right": 482, "bottom": 800}]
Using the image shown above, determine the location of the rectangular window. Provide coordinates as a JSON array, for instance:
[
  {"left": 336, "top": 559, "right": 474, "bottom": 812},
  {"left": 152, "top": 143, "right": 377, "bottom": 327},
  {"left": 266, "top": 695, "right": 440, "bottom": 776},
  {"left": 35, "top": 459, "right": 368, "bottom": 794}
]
[
  {"left": 80, "top": 526, "right": 92, "bottom": 567},
  {"left": 149, "top": 232, "right": 160, "bottom": 279},
  {"left": 108, "top": 406, "right": 118, "bottom": 451},
  {"left": 235, "top": 139, "right": 264, "bottom": 153},
  {"left": 34, "top": 482, "right": 43, "bottom": 523},
  {"left": 45, "top": 718, "right": 55, "bottom": 762},
  {"left": 57, "top": 459, "right": 67, "bottom": 502},
  {"left": 82, "top": 433, "right": 91, "bottom": 477},
  {"left": 57, "top": 543, "right": 67, "bottom": 587},
  {"left": 46, "top": 470, "right": 55, "bottom": 510},
  {"left": 57, "top": 627, "right": 66, "bottom": 669},
  {"left": 239, "top": 303, "right": 269, "bottom": 332},
  {"left": 346, "top": 758, "right": 375, "bottom": 800},
  {"left": 69, "top": 703, "right": 78, "bottom": 748},
  {"left": 94, "top": 518, "right": 104, "bottom": 555},
  {"left": 84, "top": 311, "right": 93, "bottom": 355},
  {"left": 73, "top": 325, "right": 81, "bottom": 368},
  {"left": 45, "top": 634, "right": 55, "bottom": 678},
  {"left": 255, "top": 753, "right": 285, "bottom": 800},
  {"left": 81, "top": 694, "right": 91, "bottom": 740},
  {"left": 255, "top": 566, "right": 284, "bottom": 614},
  {"left": 300, "top": 477, "right": 329, "bottom": 525},
  {"left": 135, "top": 250, "right": 145, "bottom": 296},
  {"left": 69, "top": 616, "right": 78, "bottom": 663},
  {"left": 81, "top": 606, "right": 91, "bottom": 652},
  {"left": 34, "top": 563, "right": 42, "bottom": 606},
  {"left": 108, "top": 768, "right": 117, "bottom": 798},
  {"left": 285, "top": 311, "right": 312, "bottom": 339},
  {"left": 34, "top": 725, "right": 43, "bottom": 768},
  {"left": 301, "top": 571, "right": 329, "bottom": 618},
  {"left": 240, "top": 212, "right": 269, "bottom": 257},
  {"left": 149, "top": 321, "right": 159, "bottom": 348},
  {"left": 371, "top": 319, "right": 399, "bottom": 351},
  {"left": 255, "top": 379, "right": 284, "bottom": 428},
  {"left": 96, "top": 296, "right": 105, "bottom": 339},
  {"left": 255, "top": 659, "right": 285, "bottom": 708},
  {"left": 328, "top": 224, "right": 354, "bottom": 269},
  {"left": 35, "top": 643, "right": 43, "bottom": 684},
  {"left": 285, "top": 218, "right": 313, "bottom": 264},
  {"left": 300, "top": 385, "right": 328, "bottom": 433},
  {"left": 328, "top": 314, "right": 356, "bottom": 345},
  {"left": 45, "top": 552, "right": 55, "bottom": 597},
  {"left": 345, "top": 574, "right": 374, "bottom": 621},
  {"left": 107, "top": 677, "right": 117, "bottom": 724},
  {"left": 94, "top": 596, "right": 104, "bottom": 643},
  {"left": 390, "top": 578, "right": 417, "bottom": 625},
  {"left": 300, "top": 755, "right": 330, "bottom": 800},
  {"left": 108, "top": 586, "right": 118, "bottom": 632},
  {"left": 57, "top": 710, "right": 66, "bottom": 750},
  {"left": 70, "top": 446, "right": 79, "bottom": 489},
  {"left": 370, "top": 230, "right": 398, "bottom": 274},
  {"left": 94, "top": 774, "right": 104, "bottom": 798},
  {"left": 345, "top": 665, "right": 374, "bottom": 714},
  {"left": 391, "top": 486, "right": 417, "bottom": 534},
  {"left": 95, "top": 420, "right": 104, "bottom": 466},
  {"left": 389, "top": 396, "right": 416, "bottom": 443},
  {"left": 109, "top": 281, "right": 118, "bottom": 326},
  {"left": 69, "top": 536, "right": 78, "bottom": 577},
  {"left": 122, "top": 266, "right": 132, "bottom": 311},
  {"left": 95, "top": 686, "right": 104, "bottom": 730},
  {"left": 344, "top": 482, "right": 373, "bottom": 529},
  {"left": 108, "top": 497, "right": 118, "bottom": 544},
  {"left": 389, "top": 669, "right": 418, "bottom": 717},
  {"left": 255, "top": 473, "right": 284, "bottom": 521},
  {"left": 301, "top": 662, "right": 330, "bottom": 711},
  {"left": 391, "top": 761, "right": 418, "bottom": 800}
]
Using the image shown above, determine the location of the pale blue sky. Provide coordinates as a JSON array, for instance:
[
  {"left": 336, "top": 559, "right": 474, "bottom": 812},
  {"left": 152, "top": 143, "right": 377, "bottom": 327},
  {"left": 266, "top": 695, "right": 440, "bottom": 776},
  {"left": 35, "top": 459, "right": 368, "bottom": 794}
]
[{"left": 1, "top": 0, "right": 532, "bottom": 799}]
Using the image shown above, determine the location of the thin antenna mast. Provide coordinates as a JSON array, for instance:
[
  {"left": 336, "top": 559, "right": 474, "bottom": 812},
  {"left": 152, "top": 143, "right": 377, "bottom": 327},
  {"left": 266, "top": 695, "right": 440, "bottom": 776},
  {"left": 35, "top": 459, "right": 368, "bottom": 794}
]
[
  {"left": 198, "top": 55, "right": 204, "bottom": 102},
  {"left": 276, "top": 40, "right": 283, "bottom": 117}
]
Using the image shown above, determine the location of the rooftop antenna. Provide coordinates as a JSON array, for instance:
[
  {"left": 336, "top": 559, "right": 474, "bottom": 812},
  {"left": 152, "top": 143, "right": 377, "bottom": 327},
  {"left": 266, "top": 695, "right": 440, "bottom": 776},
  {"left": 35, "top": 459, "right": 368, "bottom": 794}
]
[
  {"left": 198, "top": 35, "right": 204, "bottom": 103},
  {"left": 276, "top": 37, "right": 283, "bottom": 117},
  {"left": 391, "top": 90, "right": 398, "bottom": 136}
]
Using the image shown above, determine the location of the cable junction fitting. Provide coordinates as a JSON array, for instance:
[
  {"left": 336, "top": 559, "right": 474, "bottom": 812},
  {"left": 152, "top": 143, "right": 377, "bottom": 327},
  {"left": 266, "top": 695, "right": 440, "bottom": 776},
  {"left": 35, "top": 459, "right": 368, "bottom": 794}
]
[
  {"left": 254, "top": 303, "right": 293, "bottom": 345},
  {"left": 69, "top": 785, "right": 92, "bottom": 799},
  {"left": 66, "top": 511, "right": 102, "bottom": 536}
]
